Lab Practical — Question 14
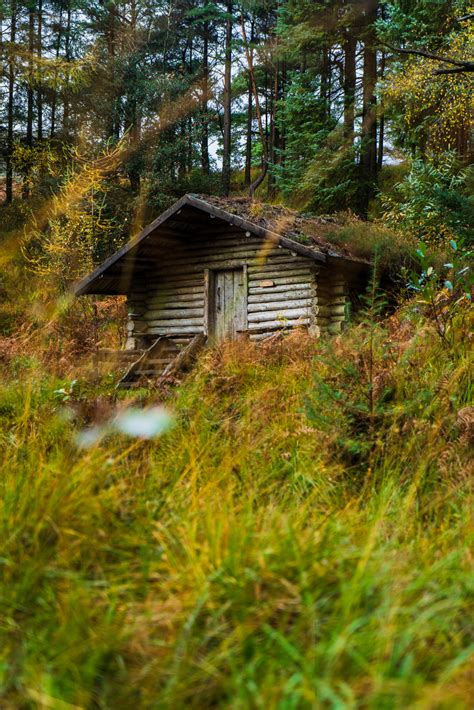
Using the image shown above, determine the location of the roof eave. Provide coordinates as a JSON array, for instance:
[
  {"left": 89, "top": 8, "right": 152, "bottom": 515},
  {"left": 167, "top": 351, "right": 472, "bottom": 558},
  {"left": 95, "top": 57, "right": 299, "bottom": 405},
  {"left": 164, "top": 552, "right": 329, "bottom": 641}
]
[
  {"left": 72, "top": 194, "right": 192, "bottom": 296},
  {"left": 72, "top": 193, "right": 347, "bottom": 297}
]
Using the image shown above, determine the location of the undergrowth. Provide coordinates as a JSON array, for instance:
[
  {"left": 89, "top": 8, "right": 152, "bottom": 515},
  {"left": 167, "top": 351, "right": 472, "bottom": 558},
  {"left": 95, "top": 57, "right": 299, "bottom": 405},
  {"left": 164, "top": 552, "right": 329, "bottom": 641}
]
[{"left": 0, "top": 308, "right": 472, "bottom": 709}]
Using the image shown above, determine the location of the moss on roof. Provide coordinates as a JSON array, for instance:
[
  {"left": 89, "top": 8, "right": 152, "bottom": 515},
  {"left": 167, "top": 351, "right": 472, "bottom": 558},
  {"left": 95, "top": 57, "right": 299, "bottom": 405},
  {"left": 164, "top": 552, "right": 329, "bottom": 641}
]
[
  {"left": 197, "top": 194, "right": 353, "bottom": 253},
  {"left": 196, "top": 194, "right": 418, "bottom": 270}
]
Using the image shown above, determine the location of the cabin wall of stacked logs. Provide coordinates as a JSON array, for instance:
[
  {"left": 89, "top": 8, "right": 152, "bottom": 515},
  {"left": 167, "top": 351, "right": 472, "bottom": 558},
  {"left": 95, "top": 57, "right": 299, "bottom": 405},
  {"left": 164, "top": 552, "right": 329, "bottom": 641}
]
[{"left": 125, "top": 230, "right": 348, "bottom": 348}]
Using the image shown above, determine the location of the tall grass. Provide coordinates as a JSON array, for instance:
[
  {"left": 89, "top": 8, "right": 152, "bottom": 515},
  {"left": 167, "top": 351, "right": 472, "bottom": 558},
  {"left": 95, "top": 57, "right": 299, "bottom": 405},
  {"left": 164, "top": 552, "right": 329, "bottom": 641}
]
[{"left": 0, "top": 313, "right": 472, "bottom": 708}]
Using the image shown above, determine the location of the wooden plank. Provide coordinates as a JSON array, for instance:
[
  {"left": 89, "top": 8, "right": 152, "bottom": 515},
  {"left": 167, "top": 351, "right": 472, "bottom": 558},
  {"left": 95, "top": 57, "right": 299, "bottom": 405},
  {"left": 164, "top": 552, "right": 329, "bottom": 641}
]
[
  {"left": 149, "top": 258, "right": 308, "bottom": 285},
  {"left": 149, "top": 286, "right": 204, "bottom": 298},
  {"left": 145, "top": 307, "right": 203, "bottom": 320},
  {"left": 224, "top": 270, "right": 234, "bottom": 338},
  {"left": 149, "top": 283, "right": 203, "bottom": 295},
  {"left": 248, "top": 298, "right": 311, "bottom": 314},
  {"left": 249, "top": 282, "right": 314, "bottom": 295},
  {"left": 248, "top": 260, "right": 310, "bottom": 273},
  {"left": 150, "top": 287, "right": 204, "bottom": 299},
  {"left": 147, "top": 300, "right": 205, "bottom": 312},
  {"left": 184, "top": 195, "right": 327, "bottom": 263},
  {"left": 161, "top": 334, "right": 207, "bottom": 378},
  {"left": 242, "top": 263, "right": 248, "bottom": 331},
  {"left": 249, "top": 269, "right": 313, "bottom": 282},
  {"left": 118, "top": 336, "right": 174, "bottom": 386},
  {"left": 149, "top": 277, "right": 203, "bottom": 289},
  {"left": 249, "top": 275, "right": 314, "bottom": 288},
  {"left": 248, "top": 307, "right": 310, "bottom": 323},
  {"left": 251, "top": 257, "right": 311, "bottom": 267},
  {"left": 148, "top": 325, "right": 204, "bottom": 335},
  {"left": 248, "top": 317, "right": 310, "bottom": 330},
  {"left": 147, "top": 316, "right": 203, "bottom": 327},
  {"left": 248, "top": 289, "right": 313, "bottom": 303},
  {"left": 156, "top": 248, "right": 285, "bottom": 270},
  {"left": 156, "top": 244, "right": 282, "bottom": 263},
  {"left": 248, "top": 257, "right": 304, "bottom": 269},
  {"left": 147, "top": 236, "right": 263, "bottom": 253},
  {"left": 203, "top": 268, "right": 211, "bottom": 337},
  {"left": 147, "top": 294, "right": 204, "bottom": 305}
]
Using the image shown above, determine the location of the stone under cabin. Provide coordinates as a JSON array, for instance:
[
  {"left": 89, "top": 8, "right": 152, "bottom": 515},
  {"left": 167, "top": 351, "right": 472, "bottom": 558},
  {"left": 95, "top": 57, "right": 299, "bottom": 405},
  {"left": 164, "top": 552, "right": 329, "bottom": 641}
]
[{"left": 74, "top": 194, "right": 370, "bottom": 383}]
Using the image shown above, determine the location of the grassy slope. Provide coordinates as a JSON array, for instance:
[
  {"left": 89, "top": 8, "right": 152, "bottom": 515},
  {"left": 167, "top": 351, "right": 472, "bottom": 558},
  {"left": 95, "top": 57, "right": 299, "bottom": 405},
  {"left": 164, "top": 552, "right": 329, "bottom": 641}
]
[{"left": 0, "top": 309, "right": 472, "bottom": 709}]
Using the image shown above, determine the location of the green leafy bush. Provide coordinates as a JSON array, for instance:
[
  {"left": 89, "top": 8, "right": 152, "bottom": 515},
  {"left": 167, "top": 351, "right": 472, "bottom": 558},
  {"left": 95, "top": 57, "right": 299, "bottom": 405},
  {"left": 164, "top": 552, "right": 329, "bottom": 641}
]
[{"left": 381, "top": 153, "right": 474, "bottom": 246}]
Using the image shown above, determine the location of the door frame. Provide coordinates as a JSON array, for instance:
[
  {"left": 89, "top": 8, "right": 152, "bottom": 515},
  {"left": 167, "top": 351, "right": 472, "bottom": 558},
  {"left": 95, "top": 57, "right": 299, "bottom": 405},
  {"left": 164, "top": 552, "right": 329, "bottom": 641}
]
[{"left": 204, "top": 264, "right": 248, "bottom": 339}]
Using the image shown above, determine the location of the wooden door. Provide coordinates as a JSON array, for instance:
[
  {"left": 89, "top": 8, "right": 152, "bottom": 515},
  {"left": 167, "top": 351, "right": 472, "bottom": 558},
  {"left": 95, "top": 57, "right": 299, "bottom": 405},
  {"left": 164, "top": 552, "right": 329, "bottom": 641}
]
[{"left": 212, "top": 268, "right": 246, "bottom": 340}]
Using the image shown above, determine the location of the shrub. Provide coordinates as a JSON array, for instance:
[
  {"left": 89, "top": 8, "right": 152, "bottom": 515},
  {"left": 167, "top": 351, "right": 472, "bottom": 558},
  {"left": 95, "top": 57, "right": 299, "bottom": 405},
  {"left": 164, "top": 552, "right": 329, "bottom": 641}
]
[{"left": 381, "top": 152, "right": 474, "bottom": 247}]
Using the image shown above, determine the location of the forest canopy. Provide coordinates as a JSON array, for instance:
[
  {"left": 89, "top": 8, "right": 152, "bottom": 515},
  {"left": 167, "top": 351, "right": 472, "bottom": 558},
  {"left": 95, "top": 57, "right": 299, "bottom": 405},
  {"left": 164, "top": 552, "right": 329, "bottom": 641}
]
[{"left": 0, "top": 1, "right": 472, "bottom": 271}]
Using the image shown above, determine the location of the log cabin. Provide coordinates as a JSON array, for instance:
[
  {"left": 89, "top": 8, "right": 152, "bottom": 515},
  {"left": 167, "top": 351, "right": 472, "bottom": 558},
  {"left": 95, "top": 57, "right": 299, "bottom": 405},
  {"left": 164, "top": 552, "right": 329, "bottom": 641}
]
[{"left": 73, "top": 194, "right": 370, "bottom": 381}]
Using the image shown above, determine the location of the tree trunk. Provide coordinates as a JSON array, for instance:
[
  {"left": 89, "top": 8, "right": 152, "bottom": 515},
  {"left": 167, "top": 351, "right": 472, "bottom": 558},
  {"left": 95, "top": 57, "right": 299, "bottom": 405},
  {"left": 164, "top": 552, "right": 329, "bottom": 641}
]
[
  {"left": 200, "top": 13, "right": 210, "bottom": 174},
  {"left": 23, "top": 3, "right": 35, "bottom": 199},
  {"left": 221, "top": 0, "right": 232, "bottom": 195},
  {"left": 320, "top": 45, "right": 330, "bottom": 118},
  {"left": 267, "top": 58, "right": 279, "bottom": 198},
  {"left": 27, "top": 5, "right": 34, "bottom": 147},
  {"left": 126, "top": 0, "right": 141, "bottom": 191},
  {"left": 6, "top": 0, "right": 17, "bottom": 204},
  {"left": 241, "top": 12, "right": 268, "bottom": 199},
  {"left": 106, "top": 1, "right": 120, "bottom": 140},
  {"left": 37, "top": 0, "right": 43, "bottom": 140},
  {"left": 244, "top": 70, "right": 253, "bottom": 187},
  {"left": 62, "top": 2, "right": 72, "bottom": 133},
  {"left": 358, "top": 0, "right": 378, "bottom": 217},
  {"left": 50, "top": 6, "right": 63, "bottom": 138},
  {"left": 343, "top": 30, "right": 356, "bottom": 142},
  {"left": 377, "top": 50, "right": 385, "bottom": 169},
  {"left": 244, "top": 18, "right": 254, "bottom": 187}
]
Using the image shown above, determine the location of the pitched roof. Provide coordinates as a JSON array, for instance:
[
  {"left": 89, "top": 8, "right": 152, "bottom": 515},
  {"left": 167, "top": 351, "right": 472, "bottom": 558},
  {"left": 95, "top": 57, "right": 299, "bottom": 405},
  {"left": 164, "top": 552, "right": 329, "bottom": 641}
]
[{"left": 73, "top": 194, "right": 369, "bottom": 296}]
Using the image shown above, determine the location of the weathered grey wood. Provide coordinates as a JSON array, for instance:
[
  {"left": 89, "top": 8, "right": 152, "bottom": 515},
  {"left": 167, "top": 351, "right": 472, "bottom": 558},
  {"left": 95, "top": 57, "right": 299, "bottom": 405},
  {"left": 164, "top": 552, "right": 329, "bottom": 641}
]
[
  {"left": 148, "top": 286, "right": 204, "bottom": 298},
  {"left": 161, "top": 334, "right": 207, "bottom": 378},
  {"left": 148, "top": 325, "right": 203, "bottom": 335},
  {"left": 149, "top": 259, "right": 272, "bottom": 279},
  {"left": 249, "top": 261, "right": 313, "bottom": 275},
  {"left": 248, "top": 298, "right": 311, "bottom": 313},
  {"left": 249, "top": 268, "right": 313, "bottom": 280},
  {"left": 249, "top": 283, "right": 313, "bottom": 295},
  {"left": 145, "top": 307, "right": 203, "bottom": 319},
  {"left": 203, "top": 268, "right": 211, "bottom": 336},
  {"left": 248, "top": 307, "right": 310, "bottom": 323},
  {"left": 248, "top": 258, "right": 310, "bottom": 271},
  {"left": 147, "top": 316, "right": 203, "bottom": 327},
  {"left": 248, "top": 260, "right": 305, "bottom": 273},
  {"left": 249, "top": 275, "right": 314, "bottom": 288},
  {"left": 147, "top": 299, "right": 205, "bottom": 311},
  {"left": 152, "top": 237, "right": 263, "bottom": 253},
  {"left": 150, "top": 278, "right": 203, "bottom": 289},
  {"left": 157, "top": 247, "right": 285, "bottom": 269},
  {"left": 211, "top": 267, "right": 246, "bottom": 340},
  {"left": 248, "top": 289, "right": 313, "bottom": 303},
  {"left": 184, "top": 195, "right": 327, "bottom": 263},
  {"left": 149, "top": 277, "right": 203, "bottom": 289},
  {"left": 118, "top": 336, "right": 176, "bottom": 387},
  {"left": 116, "top": 203, "right": 353, "bottom": 347}
]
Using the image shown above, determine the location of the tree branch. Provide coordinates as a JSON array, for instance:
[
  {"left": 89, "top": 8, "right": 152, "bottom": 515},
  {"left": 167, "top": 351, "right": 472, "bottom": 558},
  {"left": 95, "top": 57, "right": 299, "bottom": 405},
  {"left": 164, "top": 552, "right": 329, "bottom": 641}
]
[{"left": 384, "top": 44, "right": 474, "bottom": 75}]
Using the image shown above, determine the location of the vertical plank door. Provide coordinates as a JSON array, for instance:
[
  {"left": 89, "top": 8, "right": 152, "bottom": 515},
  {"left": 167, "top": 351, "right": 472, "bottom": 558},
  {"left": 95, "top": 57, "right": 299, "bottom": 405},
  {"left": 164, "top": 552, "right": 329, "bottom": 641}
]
[{"left": 213, "top": 268, "right": 246, "bottom": 340}]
